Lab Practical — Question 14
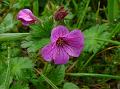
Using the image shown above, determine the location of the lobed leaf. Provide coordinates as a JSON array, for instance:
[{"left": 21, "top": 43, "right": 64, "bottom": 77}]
[
  {"left": 84, "top": 24, "right": 111, "bottom": 53},
  {"left": 48, "top": 65, "right": 65, "bottom": 85}
]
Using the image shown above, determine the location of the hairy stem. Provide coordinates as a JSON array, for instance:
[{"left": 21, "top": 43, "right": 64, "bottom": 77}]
[
  {"left": 66, "top": 73, "right": 120, "bottom": 80},
  {"left": 4, "top": 47, "right": 11, "bottom": 89}
]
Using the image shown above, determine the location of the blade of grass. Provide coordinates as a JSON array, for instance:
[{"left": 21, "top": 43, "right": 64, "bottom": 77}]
[
  {"left": 77, "top": 0, "right": 90, "bottom": 28},
  {"left": 33, "top": 0, "right": 39, "bottom": 16},
  {"left": 81, "top": 52, "right": 96, "bottom": 70},
  {"left": 107, "top": 0, "right": 119, "bottom": 23},
  {"left": 35, "top": 69, "right": 59, "bottom": 89},
  {"left": 72, "top": 0, "right": 78, "bottom": 11},
  {"left": 107, "top": 0, "right": 114, "bottom": 22},
  {"left": 111, "top": 23, "right": 120, "bottom": 36},
  {"left": 66, "top": 73, "right": 120, "bottom": 80}
]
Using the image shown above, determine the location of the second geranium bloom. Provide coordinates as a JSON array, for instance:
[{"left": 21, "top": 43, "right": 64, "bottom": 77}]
[
  {"left": 41, "top": 25, "right": 84, "bottom": 64},
  {"left": 17, "top": 9, "right": 37, "bottom": 26}
]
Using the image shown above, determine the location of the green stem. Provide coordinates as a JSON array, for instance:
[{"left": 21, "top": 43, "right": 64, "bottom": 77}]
[
  {"left": 4, "top": 47, "right": 11, "bottom": 89},
  {"left": 66, "top": 73, "right": 120, "bottom": 80},
  {"left": 43, "top": 62, "right": 49, "bottom": 74},
  {"left": 0, "top": 33, "right": 30, "bottom": 41}
]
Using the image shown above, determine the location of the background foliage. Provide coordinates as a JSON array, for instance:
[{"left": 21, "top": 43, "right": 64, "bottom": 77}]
[{"left": 0, "top": 0, "right": 120, "bottom": 89}]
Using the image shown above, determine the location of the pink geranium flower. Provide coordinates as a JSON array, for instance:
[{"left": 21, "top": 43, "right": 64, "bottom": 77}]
[
  {"left": 41, "top": 25, "right": 84, "bottom": 64},
  {"left": 17, "top": 9, "right": 37, "bottom": 26}
]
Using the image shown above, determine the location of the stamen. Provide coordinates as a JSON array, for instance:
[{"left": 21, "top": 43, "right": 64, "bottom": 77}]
[{"left": 56, "top": 37, "right": 65, "bottom": 46}]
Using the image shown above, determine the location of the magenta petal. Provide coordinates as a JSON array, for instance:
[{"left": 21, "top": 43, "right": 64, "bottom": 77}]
[
  {"left": 53, "top": 47, "right": 69, "bottom": 64},
  {"left": 63, "top": 30, "right": 84, "bottom": 57},
  {"left": 51, "top": 25, "right": 69, "bottom": 42},
  {"left": 63, "top": 44, "right": 83, "bottom": 57},
  {"left": 17, "top": 9, "right": 35, "bottom": 22},
  {"left": 64, "top": 30, "right": 84, "bottom": 48},
  {"left": 21, "top": 9, "right": 33, "bottom": 14},
  {"left": 65, "top": 30, "right": 84, "bottom": 39},
  {"left": 41, "top": 43, "right": 56, "bottom": 62},
  {"left": 17, "top": 9, "right": 33, "bottom": 16}
]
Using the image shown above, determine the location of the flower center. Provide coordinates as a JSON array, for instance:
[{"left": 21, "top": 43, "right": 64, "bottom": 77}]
[{"left": 56, "top": 37, "right": 65, "bottom": 46}]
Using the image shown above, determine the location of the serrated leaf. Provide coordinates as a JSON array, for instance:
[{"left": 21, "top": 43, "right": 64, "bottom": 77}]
[
  {"left": 28, "top": 38, "right": 50, "bottom": 52},
  {"left": 22, "top": 38, "right": 50, "bottom": 52},
  {"left": 30, "top": 18, "right": 53, "bottom": 38},
  {"left": 21, "top": 38, "right": 49, "bottom": 52},
  {"left": 11, "top": 57, "right": 33, "bottom": 78},
  {"left": 21, "top": 41, "right": 33, "bottom": 48},
  {"left": 63, "top": 82, "right": 79, "bottom": 89},
  {"left": 84, "top": 24, "right": 111, "bottom": 53},
  {"left": 48, "top": 65, "right": 65, "bottom": 85},
  {"left": 0, "top": 13, "right": 15, "bottom": 33}
]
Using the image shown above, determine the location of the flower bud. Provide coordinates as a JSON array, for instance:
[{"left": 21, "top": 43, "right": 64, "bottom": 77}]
[{"left": 54, "top": 6, "right": 68, "bottom": 21}]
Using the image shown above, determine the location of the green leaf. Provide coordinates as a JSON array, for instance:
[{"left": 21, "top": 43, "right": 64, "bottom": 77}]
[
  {"left": 84, "top": 24, "right": 111, "bottom": 53},
  {"left": 48, "top": 65, "right": 65, "bottom": 85},
  {"left": 30, "top": 18, "right": 53, "bottom": 38},
  {"left": 11, "top": 57, "right": 33, "bottom": 78},
  {"left": 27, "top": 38, "right": 50, "bottom": 52},
  {"left": 21, "top": 38, "right": 50, "bottom": 52},
  {"left": 21, "top": 41, "right": 33, "bottom": 48},
  {"left": 63, "top": 82, "right": 79, "bottom": 89},
  {"left": 0, "top": 84, "right": 6, "bottom": 89},
  {"left": 0, "top": 13, "right": 15, "bottom": 33}
]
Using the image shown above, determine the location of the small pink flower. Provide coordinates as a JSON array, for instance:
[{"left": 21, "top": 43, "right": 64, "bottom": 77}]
[
  {"left": 41, "top": 25, "right": 84, "bottom": 64},
  {"left": 17, "top": 9, "right": 37, "bottom": 26}
]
